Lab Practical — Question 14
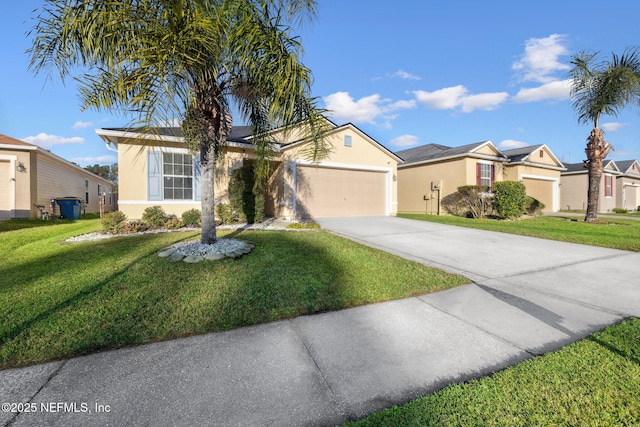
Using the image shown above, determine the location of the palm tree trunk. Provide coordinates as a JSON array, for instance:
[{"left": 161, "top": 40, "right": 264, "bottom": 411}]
[
  {"left": 200, "top": 144, "right": 217, "bottom": 244},
  {"left": 584, "top": 128, "right": 612, "bottom": 223}
]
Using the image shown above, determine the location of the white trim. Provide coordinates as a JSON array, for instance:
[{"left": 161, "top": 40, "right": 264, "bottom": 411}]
[
  {"left": 0, "top": 155, "right": 17, "bottom": 218},
  {"left": 118, "top": 200, "right": 201, "bottom": 205},
  {"left": 0, "top": 144, "right": 37, "bottom": 151},
  {"left": 520, "top": 173, "right": 560, "bottom": 212},
  {"left": 294, "top": 159, "right": 392, "bottom": 173}
]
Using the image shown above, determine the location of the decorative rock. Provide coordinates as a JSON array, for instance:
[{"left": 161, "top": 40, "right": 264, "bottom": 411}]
[
  {"left": 224, "top": 251, "right": 242, "bottom": 259},
  {"left": 157, "top": 248, "right": 177, "bottom": 258},
  {"left": 183, "top": 255, "right": 205, "bottom": 263},
  {"left": 166, "top": 252, "right": 186, "bottom": 263},
  {"left": 204, "top": 253, "right": 226, "bottom": 261}
]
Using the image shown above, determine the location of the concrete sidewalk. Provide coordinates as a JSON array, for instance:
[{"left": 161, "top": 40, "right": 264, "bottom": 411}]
[{"left": 2, "top": 216, "right": 639, "bottom": 426}]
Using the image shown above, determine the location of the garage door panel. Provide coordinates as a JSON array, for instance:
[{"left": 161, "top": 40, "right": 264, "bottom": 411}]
[
  {"left": 296, "top": 166, "right": 386, "bottom": 218},
  {"left": 522, "top": 178, "right": 553, "bottom": 212}
]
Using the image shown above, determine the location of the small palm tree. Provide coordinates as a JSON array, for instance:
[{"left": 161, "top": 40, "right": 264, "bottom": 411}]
[
  {"left": 28, "top": 0, "right": 330, "bottom": 243},
  {"left": 569, "top": 47, "right": 640, "bottom": 222}
]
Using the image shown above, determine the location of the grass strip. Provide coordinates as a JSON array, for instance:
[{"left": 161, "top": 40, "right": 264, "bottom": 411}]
[{"left": 398, "top": 213, "right": 640, "bottom": 251}]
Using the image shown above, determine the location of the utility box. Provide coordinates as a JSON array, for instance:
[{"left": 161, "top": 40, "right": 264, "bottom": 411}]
[{"left": 55, "top": 197, "right": 82, "bottom": 220}]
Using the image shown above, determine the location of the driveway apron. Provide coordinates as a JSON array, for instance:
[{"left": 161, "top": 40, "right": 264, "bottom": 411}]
[{"left": 2, "top": 216, "right": 638, "bottom": 426}]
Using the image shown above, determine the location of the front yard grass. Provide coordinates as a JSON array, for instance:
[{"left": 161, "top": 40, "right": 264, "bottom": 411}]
[
  {"left": 0, "top": 219, "right": 467, "bottom": 369},
  {"left": 398, "top": 213, "right": 640, "bottom": 251},
  {"left": 346, "top": 318, "right": 640, "bottom": 426}
]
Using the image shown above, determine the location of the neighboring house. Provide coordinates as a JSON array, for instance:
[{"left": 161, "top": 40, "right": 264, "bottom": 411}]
[
  {"left": 95, "top": 121, "right": 400, "bottom": 220},
  {"left": 395, "top": 141, "right": 565, "bottom": 214},
  {"left": 561, "top": 159, "right": 640, "bottom": 212},
  {"left": 0, "top": 134, "right": 116, "bottom": 221}
]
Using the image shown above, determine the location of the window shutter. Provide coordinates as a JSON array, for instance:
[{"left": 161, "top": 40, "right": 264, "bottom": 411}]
[
  {"left": 147, "top": 150, "right": 162, "bottom": 201},
  {"left": 193, "top": 154, "right": 201, "bottom": 201},
  {"left": 476, "top": 163, "right": 481, "bottom": 186},
  {"left": 491, "top": 164, "right": 495, "bottom": 184}
]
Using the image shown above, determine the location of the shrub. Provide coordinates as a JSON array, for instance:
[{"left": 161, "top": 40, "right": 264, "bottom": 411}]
[
  {"left": 612, "top": 208, "right": 628, "bottom": 214},
  {"left": 142, "top": 205, "right": 168, "bottom": 228},
  {"left": 229, "top": 164, "right": 264, "bottom": 224},
  {"left": 181, "top": 208, "right": 201, "bottom": 227},
  {"left": 525, "top": 197, "right": 545, "bottom": 215},
  {"left": 441, "top": 192, "right": 466, "bottom": 217},
  {"left": 122, "top": 220, "right": 149, "bottom": 234},
  {"left": 101, "top": 211, "right": 127, "bottom": 234},
  {"left": 215, "top": 204, "right": 237, "bottom": 224},
  {"left": 493, "top": 181, "right": 527, "bottom": 219},
  {"left": 457, "top": 185, "right": 493, "bottom": 219},
  {"left": 287, "top": 221, "right": 320, "bottom": 229},
  {"left": 164, "top": 215, "right": 184, "bottom": 229}
]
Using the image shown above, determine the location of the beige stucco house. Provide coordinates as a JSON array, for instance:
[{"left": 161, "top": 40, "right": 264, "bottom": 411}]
[
  {"left": 0, "top": 134, "right": 115, "bottom": 220},
  {"left": 561, "top": 159, "right": 640, "bottom": 212},
  {"left": 395, "top": 141, "right": 565, "bottom": 214},
  {"left": 96, "top": 121, "right": 400, "bottom": 220}
]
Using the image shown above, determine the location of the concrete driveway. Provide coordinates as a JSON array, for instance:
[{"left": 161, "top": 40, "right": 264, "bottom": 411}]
[{"left": 2, "top": 216, "right": 639, "bottom": 426}]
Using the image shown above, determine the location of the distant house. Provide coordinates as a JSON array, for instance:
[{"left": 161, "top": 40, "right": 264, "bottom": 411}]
[
  {"left": 96, "top": 120, "right": 400, "bottom": 220},
  {"left": 0, "top": 134, "right": 115, "bottom": 221},
  {"left": 395, "top": 141, "right": 565, "bottom": 214},
  {"left": 561, "top": 159, "right": 640, "bottom": 212}
]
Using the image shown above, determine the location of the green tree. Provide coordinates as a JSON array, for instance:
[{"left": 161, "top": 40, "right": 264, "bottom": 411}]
[
  {"left": 28, "top": 0, "right": 329, "bottom": 244},
  {"left": 85, "top": 163, "right": 118, "bottom": 184},
  {"left": 569, "top": 47, "right": 640, "bottom": 222}
]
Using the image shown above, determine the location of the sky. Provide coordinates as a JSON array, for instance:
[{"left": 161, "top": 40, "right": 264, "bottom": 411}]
[{"left": 1, "top": 0, "right": 639, "bottom": 168}]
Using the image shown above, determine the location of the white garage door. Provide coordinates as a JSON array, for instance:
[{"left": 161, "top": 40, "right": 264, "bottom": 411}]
[
  {"left": 0, "top": 161, "right": 12, "bottom": 221},
  {"left": 296, "top": 166, "right": 387, "bottom": 218}
]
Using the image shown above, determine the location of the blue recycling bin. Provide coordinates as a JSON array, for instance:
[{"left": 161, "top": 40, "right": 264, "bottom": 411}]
[{"left": 55, "top": 197, "right": 82, "bottom": 220}]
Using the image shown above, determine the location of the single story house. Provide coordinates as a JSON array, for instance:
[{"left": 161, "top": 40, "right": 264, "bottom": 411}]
[
  {"left": 561, "top": 159, "right": 640, "bottom": 212},
  {"left": 395, "top": 141, "right": 565, "bottom": 214},
  {"left": 0, "top": 134, "right": 116, "bottom": 220},
  {"left": 96, "top": 120, "right": 400, "bottom": 220}
]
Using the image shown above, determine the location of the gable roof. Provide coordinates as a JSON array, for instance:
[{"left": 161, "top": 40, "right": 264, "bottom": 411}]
[
  {"left": 396, "top": 141, "right": 506, "bottom": 167},
  {"left": 501, "top": 144, "right": 565, "bottom": 170},
  {"left": 0, "top": 134, "right": 39, "bottom": 150},
  {"left": 614, "top": 159, "right": 640, "bottom": 176}
]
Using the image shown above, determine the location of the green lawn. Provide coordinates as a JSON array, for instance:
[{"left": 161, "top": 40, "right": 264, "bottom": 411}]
[
  {"left": 398, "top": 213, "right": 640, "bottom": 251},
  {"left": 346, "top": 318, "right": 640, "bottom": 426},
  {"left": 0, "top": 218, "right": 466, "bottom": 369}
]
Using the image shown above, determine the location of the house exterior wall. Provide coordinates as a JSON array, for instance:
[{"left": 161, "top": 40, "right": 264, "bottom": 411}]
[
  {"left": 0, "top": 149, "right": 32, "bottom": 219},
  {"left": 560, "top": 172, "right": 623, "bottom": 213},
  {"left": 117, "top": 141, "right": 247, "bottom": 219},
  {"left": 397, "top": 157, "right": 505, "bottom": 214},
  {"left": 503, "top": 164, "right": 561, "bottom": 212},
  {"left": 618, "top": 176, "right": 640, "bottom": 211}
]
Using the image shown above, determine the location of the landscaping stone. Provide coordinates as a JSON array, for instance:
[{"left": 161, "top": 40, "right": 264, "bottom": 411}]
[
  {"left": 157, "top": 248, "right": 176, "bottom": 258},
  {"left": 183, "top": 255, "right": 205, "bottom": 263},
  {"left": 166, "top": 252, "right": 185, "bottom": 263},
  {"left": 204, "top": 253, "right": 226, "bottom": 261}
]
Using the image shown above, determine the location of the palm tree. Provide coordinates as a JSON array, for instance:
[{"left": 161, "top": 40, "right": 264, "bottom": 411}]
[
  {"left": 28, "top": 0, "right": 330, "bottom": 243},
  {"left": 569, "top": 47, "right": 640, "bottom": 222}
]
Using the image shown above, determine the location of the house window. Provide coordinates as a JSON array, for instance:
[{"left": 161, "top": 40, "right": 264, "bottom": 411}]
[
  {"left": 344, "top": 135, "right": 352, "bottom": 147},
  {"left": 477, "top": 163, "right": 494, "bottom": 187},
  {"left": 163, "top": 152, "right": 193, "bottom": 200},
  {"left": 604, "top": 175, "right": 613, "bottom": 197},
  {"left": 85, "top": 179, "right": 89, "bottom": 203},
  {"left": 98, "top": 184, "right": 102, "bottom": 197}
]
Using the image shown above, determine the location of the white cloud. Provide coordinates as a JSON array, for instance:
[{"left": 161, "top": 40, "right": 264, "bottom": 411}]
[
  {"left": 72, "top": 155, "right": 117, "bottom": 166},
  {"left": 72, "top": 121, "right": 93, "bottom": 130},
  {"left": 388, "top": 70, "right": 421, "bottom": 80},
  {"left": 323, "top": 92, "right": 415, "bottom": 125},
  {"left": 512, "top": 34, "right": 570, "bottom": 83},
  {"left": 499, "top": 139, "right": 529, "bottom": 149},
  {"left": 413, "top": 86, "right": 507, "bottom": 113},
  {"left": 413, "top": 85, "right": 468, "bottom": 110},
  {"left": 514, "top": 79, "right": 572, "bottom": 103},
  {"left": 390, "top": 134, "right": 421, "bottom": 148},
  {"left": 461, "top": 92, "right": 509, "bottom": 113},
  {"left": 23, "top": 133, "right": 84, "bottom": 148},
  {"left": 602, "top": 122, "right": 626, "bottom": 132}
]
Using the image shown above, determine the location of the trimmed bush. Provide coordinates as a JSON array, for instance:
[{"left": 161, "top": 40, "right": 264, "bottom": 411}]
[
  {"left": 122, "top": 220, "right": 149, "bottom": 234},
  {"left": 228, "top": 164, "right": 264, "bottom": 223},
  {"left": 142, "top": 205, "right": 168, "bottom": 228},
  {"left": 164, "top": 215, "right": 184, "bottom": 229},
  {"left": 493, "top": 181, "right": 527, "bottom": 219},
  {"left": 612, "top": 208, "right": 628, "bottom": 214},
  {"left": 101, "top": 211, "right": 127, "bottom": 234},
  {"left": 181, "top": 208, "right": 201, "bottom": 227},
  {"left": 525, "top": 196, "right": 545, "bottom": 215},
  {"left": 215, "top": 204, "right": 237, "bottom": 224},
  {"left": 441, "top": 192, "right": 467, "bottom": 217}
]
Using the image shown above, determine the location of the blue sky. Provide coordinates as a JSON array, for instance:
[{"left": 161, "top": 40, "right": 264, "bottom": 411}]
[{"left": 1, "top": 0, "right": 639, "bottom": 168}]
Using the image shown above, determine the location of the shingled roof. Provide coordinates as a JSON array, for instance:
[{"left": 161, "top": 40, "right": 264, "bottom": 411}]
[{"left": 396, "top": 141, "right": 505, "bottom": 165}]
